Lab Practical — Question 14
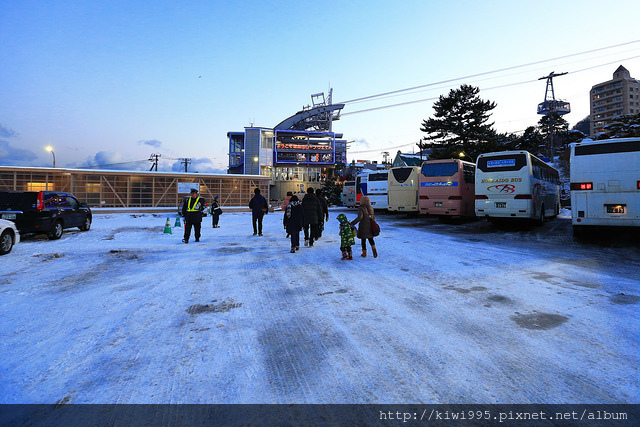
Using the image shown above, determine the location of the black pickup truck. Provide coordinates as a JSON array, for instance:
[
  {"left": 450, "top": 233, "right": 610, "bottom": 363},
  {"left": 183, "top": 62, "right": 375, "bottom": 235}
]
[{"left": 0, "top": 191, "right": 92, "bottom": 239}]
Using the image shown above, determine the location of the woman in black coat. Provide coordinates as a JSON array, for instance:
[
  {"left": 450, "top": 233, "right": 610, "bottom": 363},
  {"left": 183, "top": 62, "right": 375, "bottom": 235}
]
[{"left": 283, "top": 195, "right": 304, "bottom": 252}]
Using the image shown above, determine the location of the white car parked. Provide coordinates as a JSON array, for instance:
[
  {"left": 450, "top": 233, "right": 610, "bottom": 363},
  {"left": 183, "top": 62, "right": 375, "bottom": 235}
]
[{"left": 0, "top": 219, "right": 20, "bottom": 255}]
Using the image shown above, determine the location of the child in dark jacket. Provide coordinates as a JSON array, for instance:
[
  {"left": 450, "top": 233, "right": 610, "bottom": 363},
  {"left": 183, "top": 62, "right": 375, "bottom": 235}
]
[{"left": 337, "top": 213, "right": 355, "bottom": 260}]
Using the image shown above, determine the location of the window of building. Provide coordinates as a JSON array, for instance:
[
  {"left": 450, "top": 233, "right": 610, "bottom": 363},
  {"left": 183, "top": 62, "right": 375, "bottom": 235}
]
[
  {"left": 261, "top": 132, "right": 274, "bottom": 149},
  {"left": 27, "top": 182, "right": 53, "bottom": 191}
]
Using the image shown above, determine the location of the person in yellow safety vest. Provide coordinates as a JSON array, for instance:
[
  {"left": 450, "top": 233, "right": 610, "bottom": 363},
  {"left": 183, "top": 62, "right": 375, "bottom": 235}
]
[{"left": 181, "top": 188, "right": 206, "bottom": 243}]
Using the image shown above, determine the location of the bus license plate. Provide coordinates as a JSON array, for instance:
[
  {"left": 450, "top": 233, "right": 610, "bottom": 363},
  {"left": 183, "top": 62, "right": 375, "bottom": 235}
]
[
  {"left": 434, "top": 202, "right": 443, "bottom": 207},
  {"left": 605, "top": 204, "right": 626, "bottom": 214},
  {"left": 1, "top": 213, "right": 16, "bottom": 220},
  {"left": 495, "top": 202, "right": 507, "bottom": 208}
]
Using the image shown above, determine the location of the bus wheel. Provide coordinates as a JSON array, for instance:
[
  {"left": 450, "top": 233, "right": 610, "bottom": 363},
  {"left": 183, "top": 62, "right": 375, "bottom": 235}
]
[{"left": 536, "top": 205, "right": 545, "bottom": 226}]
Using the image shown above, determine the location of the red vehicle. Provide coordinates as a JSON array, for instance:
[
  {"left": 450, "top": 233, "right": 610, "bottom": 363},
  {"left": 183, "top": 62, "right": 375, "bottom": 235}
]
[{"left": 418, "top": 159, "right": 476, "bottom": 217}]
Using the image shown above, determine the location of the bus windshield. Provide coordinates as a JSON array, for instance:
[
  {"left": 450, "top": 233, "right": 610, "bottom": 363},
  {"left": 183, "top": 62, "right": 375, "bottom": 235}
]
[
  {"left": 421, "top": 162, "right": 458, "bottom": 177},
  {"left": 391, "top": 168, "right": 413, "bottom": 183}
]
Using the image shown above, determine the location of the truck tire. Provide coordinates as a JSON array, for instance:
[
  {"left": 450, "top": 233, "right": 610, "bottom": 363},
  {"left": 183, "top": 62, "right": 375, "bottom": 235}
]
[
  {"left": 48, "top": 220, "right": 63, "bottom": 240},
  {"left": 0, "top": 229, "right": 14, "bottom": 254}
]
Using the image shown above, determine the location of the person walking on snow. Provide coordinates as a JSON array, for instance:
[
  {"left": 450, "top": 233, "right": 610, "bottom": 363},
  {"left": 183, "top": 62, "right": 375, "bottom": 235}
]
[
  {"left": 301, "top": 187, "right": 323, "bottom": 247},
  {"left": 316, "top": 189, "right": 329, "bottom": 239},
  {"left": 283, "top": 195, "right": 304, "bottom": 253},
  {"left": 249, "top": 187, "right": 268, "bottom": 236},
  {"left": 182, "top": 188, "right": 206, "bottom": 243},
  {"left": 210, "top": 195, "right": 222, "bottom": 228},
  {"left": 281, "top": 191, "right": 293, "bottom": 238},
  {"left": 337, "top": 213, "right": 355, "bottom": 260},
  {"left": 281, "top": 191, "right": 293, "bottom": 210},
  {"left": 350, "top": 195, "right": 377, "bottom": 258}
]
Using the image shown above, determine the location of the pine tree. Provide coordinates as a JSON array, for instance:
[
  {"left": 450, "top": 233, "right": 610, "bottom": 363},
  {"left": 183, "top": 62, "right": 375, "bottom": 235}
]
[
  {"left": 538, "top": 112, "right": 569, "bottom": 160},
  {"left": 419, "top": 84, "right": 497, "bottom": 160},
  {"left": 320, "top": 178, "right": 342, "bottom": 206},
  {"left": 512, "top": 126, "right": 545, "bottom": 156},
  {"left": 598, "top": 112, "right": 640, "bottom": 139}
]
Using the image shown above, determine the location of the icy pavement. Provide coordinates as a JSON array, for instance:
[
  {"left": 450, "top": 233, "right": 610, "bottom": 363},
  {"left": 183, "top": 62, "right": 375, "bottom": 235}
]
[{"left": 0, "top": 210, "right": 638, "bottom": 404}]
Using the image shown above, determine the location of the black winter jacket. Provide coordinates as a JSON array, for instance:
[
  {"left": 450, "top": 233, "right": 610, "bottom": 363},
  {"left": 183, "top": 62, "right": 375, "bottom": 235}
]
[
  {"left": 249, "top": 194, "right": 268, "bottom": 217},
  {"left": 301, "top": 194, "right": 323, "bottom": 225},
  {"left": 283, "top": 200, "right": 304, "bottom": 233}
]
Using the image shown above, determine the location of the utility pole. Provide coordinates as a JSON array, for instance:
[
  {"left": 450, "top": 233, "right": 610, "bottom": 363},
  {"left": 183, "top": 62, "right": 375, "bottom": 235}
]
[
  {"left": 180, "top": 158, "right": 192, "bottom": 173},
  {"left": 149, "top": 153, "right": 160, "bottom": 171},
  {"left": 382, "top": 151, "right": 390, "bottom": 165}
]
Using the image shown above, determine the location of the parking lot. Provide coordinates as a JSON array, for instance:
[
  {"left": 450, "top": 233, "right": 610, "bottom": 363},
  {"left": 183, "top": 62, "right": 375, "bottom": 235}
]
[{"left": 0, "top": 209, "right": 638, "bottom": 406}]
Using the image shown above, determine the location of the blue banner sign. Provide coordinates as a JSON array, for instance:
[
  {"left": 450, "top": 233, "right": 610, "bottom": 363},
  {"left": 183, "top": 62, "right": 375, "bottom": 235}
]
[
  {"left": 487, "top": 159, "right": 516, "bottom": 167},
  {"left": 420, "top": 181, "right": 458, "bottom": 187}
]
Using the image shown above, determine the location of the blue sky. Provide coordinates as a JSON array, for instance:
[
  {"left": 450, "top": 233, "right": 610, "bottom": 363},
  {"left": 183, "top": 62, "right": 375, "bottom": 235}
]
[{"left": 1, "top": 0, "right": 639, "bottom": 171}]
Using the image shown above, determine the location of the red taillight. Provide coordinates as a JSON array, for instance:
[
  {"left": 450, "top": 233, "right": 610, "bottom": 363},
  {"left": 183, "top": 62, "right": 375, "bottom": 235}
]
[
  {"left": 36, "top": 191, "right": 43, "bottom": 211},
  {"left": 419, "top": 195, "right": 429, "bottom": 200},
  {"left": 570, "top": 182, "right": 593, "bottom": 190},
  {"left": 448, "top": 195, "right": 462, "bottom": 200},
  {"left": 637, "top": 181, "right": 640, "bottom": 190},
  {"left": 514, "top": 194, "right": 532, "bottom": 199},
  {"left": 475, "top": 195, "right": 488, "bottom": 199}
]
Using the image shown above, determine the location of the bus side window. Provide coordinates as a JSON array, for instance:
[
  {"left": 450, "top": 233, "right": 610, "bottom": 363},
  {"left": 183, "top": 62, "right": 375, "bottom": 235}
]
[{"left": 463, "top": 164, "right": 475, "bottom": 183}]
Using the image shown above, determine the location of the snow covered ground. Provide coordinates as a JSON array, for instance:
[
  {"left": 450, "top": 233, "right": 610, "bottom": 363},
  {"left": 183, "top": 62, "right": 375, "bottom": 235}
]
[{"left": 0, "top": 209, "right": 638, "bottom": 404}]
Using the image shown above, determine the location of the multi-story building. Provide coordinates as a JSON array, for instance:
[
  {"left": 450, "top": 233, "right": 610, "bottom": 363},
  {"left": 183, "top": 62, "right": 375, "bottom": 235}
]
[
  {"left": 227, "top": 91, "right": 348, "bottom": 200},
  {"left": 590, "top": 65, "right": 640, "bottom": 136}
]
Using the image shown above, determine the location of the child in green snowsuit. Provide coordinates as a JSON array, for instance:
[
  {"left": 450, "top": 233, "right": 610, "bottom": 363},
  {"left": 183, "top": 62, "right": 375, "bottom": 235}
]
[{"left": 337, "top": 213, "right": 356, "bottom": 260}]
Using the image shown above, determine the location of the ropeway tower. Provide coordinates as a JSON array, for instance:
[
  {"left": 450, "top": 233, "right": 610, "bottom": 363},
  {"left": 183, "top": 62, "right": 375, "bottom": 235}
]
[
  {"left": 537, "top": 72, "right": 570, "bottom": 116},
  {"left": 537, "top": 72, "right": 570, "bottom": 162}
]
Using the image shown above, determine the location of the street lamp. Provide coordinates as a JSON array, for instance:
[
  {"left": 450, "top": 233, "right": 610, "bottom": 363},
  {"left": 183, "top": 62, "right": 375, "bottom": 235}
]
[
  {"left": 46, "top": 146, "right": 56, "bottom": 168},
  {"left": 458, "top": 151, "right": 472, "bottom": 161}
]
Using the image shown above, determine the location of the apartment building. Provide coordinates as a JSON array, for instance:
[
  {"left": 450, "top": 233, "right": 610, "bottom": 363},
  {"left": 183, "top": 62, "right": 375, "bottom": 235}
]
[{"left": 590, "top": 65, "right": 640, "bottom": 136}]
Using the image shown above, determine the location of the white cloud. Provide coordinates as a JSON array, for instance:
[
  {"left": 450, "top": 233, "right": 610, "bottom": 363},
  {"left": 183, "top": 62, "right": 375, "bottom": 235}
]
[
  {"left": 170, "top": 157, "right": 226, "bottom": 174},
  {"left": 138, "top": 139, "right": 162, "bottom": 148}
]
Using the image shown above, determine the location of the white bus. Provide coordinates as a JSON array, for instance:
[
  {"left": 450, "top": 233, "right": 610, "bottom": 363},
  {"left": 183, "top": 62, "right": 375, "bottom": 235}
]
[
  {"left": 388, "top": 166, "right": 420, "bottom": 212},
  {"left": 570, "top": 137, "right": 640, "bottom": 234},
  {"left": 357, "top": 170, "right": 389, "bottom": 210},
  {"left": 475, "top": 150, "right": 560, "bottom": 224},
  {"left": 341, "top": 180, "right": 356, "bottom": 208}
]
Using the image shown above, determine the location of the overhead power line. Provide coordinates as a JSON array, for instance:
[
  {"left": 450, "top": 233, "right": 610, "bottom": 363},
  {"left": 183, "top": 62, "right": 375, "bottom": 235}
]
[
  {"left": 341, "top": 54, "right": 640, "bottom": 116},
  {"left": 349, "top": 142, "right": 416, "bottom": 154},
  {"left": 337, "top": 39, "right": 640, "bottom": 106}
]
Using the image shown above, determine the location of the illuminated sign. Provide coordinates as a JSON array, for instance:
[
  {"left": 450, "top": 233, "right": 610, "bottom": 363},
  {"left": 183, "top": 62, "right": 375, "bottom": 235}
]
[
  {"left": 487, "top": 159, "right": 516, "bottom": 167},
  {"left": 420, "top": 181, "right": 458, "bottom": 187}
]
